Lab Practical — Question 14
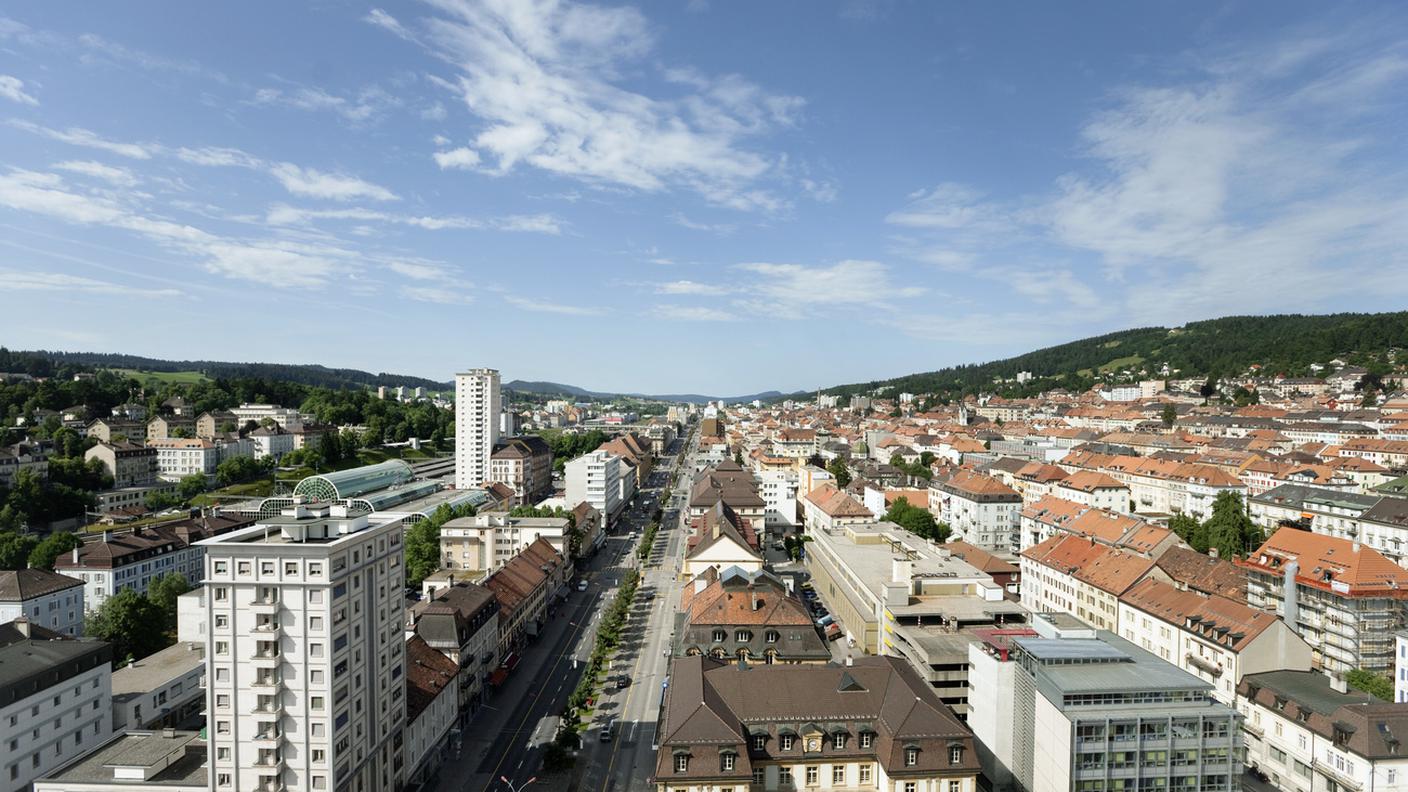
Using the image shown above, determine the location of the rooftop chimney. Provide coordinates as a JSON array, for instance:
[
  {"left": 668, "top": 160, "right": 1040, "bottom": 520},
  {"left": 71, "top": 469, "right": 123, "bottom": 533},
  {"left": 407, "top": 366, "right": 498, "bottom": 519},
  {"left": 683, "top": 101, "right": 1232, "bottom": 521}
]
[
  {"left": 13, "top": 617, "right": 29, "bottom": 637},
  {"left": 1329, "top": 672, "right": 1348, "bottom": 693},
  {"left": 71, "top": 547, "right": 80, "bottom": 564},
  {"left": 102, "top": 530, "right": 112, "bottom": 543},
  {"left": 1208, "top": 547, "right": 1219, "bottom": 560}
]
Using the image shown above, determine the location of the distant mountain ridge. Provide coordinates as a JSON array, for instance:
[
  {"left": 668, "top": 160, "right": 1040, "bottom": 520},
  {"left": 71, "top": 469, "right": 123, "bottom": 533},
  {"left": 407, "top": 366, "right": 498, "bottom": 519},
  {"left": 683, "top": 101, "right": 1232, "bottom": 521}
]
[
  {"left": 813, "top": 311, "right": 1408, "bottom": 401},
  {"left": 503, "top": 379, "right": 782, "bottom": 404},
  {"left": 13, "top": 350, "right": 452, "bottom": 391}
]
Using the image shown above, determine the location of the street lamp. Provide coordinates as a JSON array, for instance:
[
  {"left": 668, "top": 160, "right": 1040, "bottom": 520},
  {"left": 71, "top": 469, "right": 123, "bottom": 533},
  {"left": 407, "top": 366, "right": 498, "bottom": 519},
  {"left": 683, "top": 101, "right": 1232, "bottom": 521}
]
[{"left": 501, "top": 776, "right": 537, "bottom": 792}]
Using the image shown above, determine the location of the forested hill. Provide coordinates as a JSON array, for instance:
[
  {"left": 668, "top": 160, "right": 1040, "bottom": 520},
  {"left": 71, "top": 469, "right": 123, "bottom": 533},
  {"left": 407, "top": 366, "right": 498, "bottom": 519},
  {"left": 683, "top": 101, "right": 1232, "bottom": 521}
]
[
  {"left": 5, "top": 350, "right": 450, "bottom": 391},
  {"left": 819, "top": 312, "right": 1408, "bottom": 400}
]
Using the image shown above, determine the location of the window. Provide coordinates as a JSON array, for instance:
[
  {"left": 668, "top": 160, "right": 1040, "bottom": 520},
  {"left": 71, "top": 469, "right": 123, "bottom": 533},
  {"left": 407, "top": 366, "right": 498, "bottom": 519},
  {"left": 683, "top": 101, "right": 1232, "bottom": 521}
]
[
  {"left": 675, "top": 755, "right": 689, "bottom": 773},
  {"left": 752, "top": 736, "right": 766, "bottom": 751},
  {"left": 312, "top": 750, "right": 326, "bottom": 763},
  {"left": 858, "top": 765, "right": 871, "bottom": 784},
  {"left": 904, "top": 784, "right": 916, "bottom": 792},
  {"left": 723, "top": 753, "right": 736, "bottom": 771},
  {"left": 833, "top": 733, "right": 845, "bottom": 749},
  {"left": 713, "top": 629, "right": 727, "bottom": 642},
  {"left": 805, "top": 766, "right": 818, "bottom": 785},
  {"left": 213, "top": 587, "right": 228, "bottom": 602},
  {"left": 285, "top": 562, "right": 298, "bottom": 575},
  {"left": 781, "top": 735, "right": 795, "bottom": 751},
  {"left": 312, "top": 696, "right": 325, "bottom": 711},
  {"left": 833, "top": 766, "right": 846, "bottom": 784},
  {"left": 905, "top": 748, "right": 918, "bottom": 766},
  {"left": 214, "top": 561, "right": 227, "bottom": 575},
  {"left": 779, "top": 768, "right": 792, "bottom": 785},
  {"left": 736, "top": 629, "right": 753, "bottom": 642},
  {"left": 860, "top": 732, "right": 873, "bottom": 749},
  {"left": 948, "top": 783, "right": 960, "bottom": 792},
  {"left": 261, "top": 562, "right": 275, "bottom": 575},
  {"left": 752, "top": 768, "right": 765, "bottom": 785},
  {"left": 950, "top": 746, "right": 963, "bottom": 765},
  {"left": 766, "top": 630, "right": 780, "bottom": 644},
  {"left": 217, "top": 773, "right": 231, "bottom": 786}
]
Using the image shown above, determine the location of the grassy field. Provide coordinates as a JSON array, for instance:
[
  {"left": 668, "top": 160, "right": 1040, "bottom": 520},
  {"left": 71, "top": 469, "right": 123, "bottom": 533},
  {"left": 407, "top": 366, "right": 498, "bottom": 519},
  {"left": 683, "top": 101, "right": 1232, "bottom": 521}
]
[
  {"left": 113, "top": 368, "right": 211, "bottom": 385},
  {"left": 1097, "top": 354, "right": 1145, "bottom": 373}
]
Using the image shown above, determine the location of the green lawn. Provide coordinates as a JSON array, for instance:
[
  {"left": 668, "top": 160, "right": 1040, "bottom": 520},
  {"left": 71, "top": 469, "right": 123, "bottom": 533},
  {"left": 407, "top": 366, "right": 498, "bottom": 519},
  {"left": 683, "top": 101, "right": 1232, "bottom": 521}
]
[
  {"left": 112, "top": 368, "right": 211, "bottom": 385},
  {"left": 1097, "top": 354, "right": 1145, "bottom": 373}
]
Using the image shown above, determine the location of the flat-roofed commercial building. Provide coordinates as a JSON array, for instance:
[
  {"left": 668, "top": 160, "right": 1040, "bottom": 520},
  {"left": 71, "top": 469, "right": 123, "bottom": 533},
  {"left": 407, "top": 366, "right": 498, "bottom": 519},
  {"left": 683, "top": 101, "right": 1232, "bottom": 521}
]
[{"left": 968, "top": 613, "right": 1243, "bottom": 792}]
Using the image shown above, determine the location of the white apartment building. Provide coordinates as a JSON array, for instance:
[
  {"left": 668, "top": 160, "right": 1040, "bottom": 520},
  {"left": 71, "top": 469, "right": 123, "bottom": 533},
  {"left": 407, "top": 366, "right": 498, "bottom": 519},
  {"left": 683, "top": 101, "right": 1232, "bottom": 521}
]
[
  {"left": 1397, "top": 633, "right": 1408, "bottom": 703},
  {"left": 0, "top": 569, "right": 85, "bottom": 637},
  {"left": 148, "top": 437, "right": 220, "bottom": 480},
  {"left": 199, "top": 505, "right": 407, "bottom": 792},
  {"left": 439, "top": 512, "right": 571, "bottom": 573},
  {"left": 229, "top": 404, "right": 304, "bottom": 432},
  {"left": 249, "top": 426, "right": 294, "bottom": 461},
  {"left": 1238, "top": 670, "right": 1408, "bottom": 792},
  {"left": 455, "top": 369, "right": 501, "bottom": 490},
  {"left": 110, "top": 640, "right": 205, "bottom": 730},
  {"left": 0, "top": 620, "right": 113, "bottom": 792},
  {"left": 929, "top": 470, "right": 1022, "bottom": 553},
  {"left": 1117, "top": 578, "right": 1312, "bottom": 704},
  {"left": 757, "top": 469, "right": 798, "bottom": 528},
  {"left": 565, "top": 450, "right": 622, "bottom": 526}
]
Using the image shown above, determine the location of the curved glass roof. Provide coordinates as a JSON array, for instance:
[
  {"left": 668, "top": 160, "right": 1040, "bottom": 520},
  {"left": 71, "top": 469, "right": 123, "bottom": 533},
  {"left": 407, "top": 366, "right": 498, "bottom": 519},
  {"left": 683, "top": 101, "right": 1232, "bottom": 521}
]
[
  {"left": 293, "top": 459, "right": 413, "bottom": 501},
  {"left": 359, "top": 481, "right": 442, "bottom": 511}
]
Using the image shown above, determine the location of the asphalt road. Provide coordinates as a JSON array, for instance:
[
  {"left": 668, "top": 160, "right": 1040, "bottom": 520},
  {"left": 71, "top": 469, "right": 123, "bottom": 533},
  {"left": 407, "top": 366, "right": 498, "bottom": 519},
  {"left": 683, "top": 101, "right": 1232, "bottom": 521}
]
[{"left": 435, "top": 431, "right": 695, "bottom": 792}]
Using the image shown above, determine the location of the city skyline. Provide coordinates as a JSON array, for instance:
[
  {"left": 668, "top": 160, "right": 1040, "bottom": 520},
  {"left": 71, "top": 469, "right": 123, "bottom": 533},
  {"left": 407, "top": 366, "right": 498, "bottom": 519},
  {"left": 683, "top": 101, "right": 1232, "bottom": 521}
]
[{"left": 1, "top": 2, "right": 1406, "bottom": 394}]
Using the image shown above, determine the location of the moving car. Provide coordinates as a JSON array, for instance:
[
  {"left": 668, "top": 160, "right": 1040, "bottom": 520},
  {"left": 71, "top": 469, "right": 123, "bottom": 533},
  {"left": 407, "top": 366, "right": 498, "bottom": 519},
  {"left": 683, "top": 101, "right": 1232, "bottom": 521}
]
[
  {"left": 577, "top": 580, "right": 589, "bottom": 592},
  {"left": 599, "top": 718, "right": 615, "bottom": 742}
]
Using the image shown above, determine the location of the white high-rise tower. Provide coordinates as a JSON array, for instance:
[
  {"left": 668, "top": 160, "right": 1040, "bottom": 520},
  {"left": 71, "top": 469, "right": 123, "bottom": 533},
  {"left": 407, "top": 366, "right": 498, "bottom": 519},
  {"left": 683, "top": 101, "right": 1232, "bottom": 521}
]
[
  {"left": 455, "top": 368, "right": 501, "bottom": 490},
  {"left": 199, "top": 505, "right": 407, "bottom": 792}
]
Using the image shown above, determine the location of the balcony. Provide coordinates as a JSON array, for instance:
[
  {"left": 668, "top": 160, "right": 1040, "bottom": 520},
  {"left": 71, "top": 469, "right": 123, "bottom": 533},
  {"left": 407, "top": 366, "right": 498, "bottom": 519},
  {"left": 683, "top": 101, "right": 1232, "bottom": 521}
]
[
  {"left": 250, "top": 599, "right": 280, "bottom": 616},
  {"left": 250, "top": 674, "right": 283, "bottom": 690},
  {"left": 254, "top": 754, "right": 284, "bottom": 772},
  {"left": 251, "top": 620, "right": 282, "bottom": 636},
  {"left": 251, "top": 653, "right": 281, "bottom": 670},
  {"left": 252, "top": 728, "right": 284, "bottom": 748},
  {"left": 254, "top": 698, "right": 283, "bottom": 716},
  {"left": 257, "top": 783, "right": 285, "bottom": 792}
]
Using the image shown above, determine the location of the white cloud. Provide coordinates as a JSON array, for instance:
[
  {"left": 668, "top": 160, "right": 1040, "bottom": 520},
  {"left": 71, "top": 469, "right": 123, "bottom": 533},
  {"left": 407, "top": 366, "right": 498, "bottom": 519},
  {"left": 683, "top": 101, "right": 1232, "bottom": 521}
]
[
  {"left": 651, "top": 304, "right": 737, "bottom": 322},
  {"left": 53, "top": 160, "right": 137, "bottom": 186},
  {"left": 670, "top": 212, "right": 737, "bottom": 234},
  {"left": 422, "top": 102, "right": 448, "bottom": 121},
  {"left": 505, "top": 295, "right": 604, "bottom": 316},
  {"left": 175, "top": 146, "right": 263, "bottom": 168},
  {"left": 76, "top": 32, "right": 226, "bottom": 83},
  {"left": 0, "top": 269, "right": 180, "bottom": 297},
  {"left": 400, "top": 285, "right": 474, "bottom": 304},
  {"left": 0, "top": 75, "right": 38, "bottom": 105},
  {"left": 432, "top": 147, "right": 481, "bottom": 170},
  {"left": 265, "top": 204, "right": 562, "bottom": 234},
  {"left": 0, "top": 169, "right": 351, "bottom": 288},
  {"left": 735, "top": 260, "right": 924, "bottom": 319},
  {"left": 365, "top": 8, "right": 416, "bottom": 42},
  {"left": 655, "top": 280, "right": 729, "bottom": 296},
  {"left": 269, "top": 164, "right": 398, "bottom": 202},
  {"left": 8, "top": 120, "right": 152, "bottom": 159},
  {"left": 389, "top": 261, "right": 451, "bottom": 281},
  {"left": 251, "top": 85, "right": 398, "bottom": 123},
  {"left": 399, "top": 0, "right": 801, "bottom": 211}
]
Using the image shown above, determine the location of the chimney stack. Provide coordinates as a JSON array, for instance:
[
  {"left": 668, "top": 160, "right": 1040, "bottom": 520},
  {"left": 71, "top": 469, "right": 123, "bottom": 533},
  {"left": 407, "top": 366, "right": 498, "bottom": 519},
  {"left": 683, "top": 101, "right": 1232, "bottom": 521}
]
[
  {"left": 1209, "top": 547, "right": 1219, "bottom": 560},
  {"left": 102, "top": 530, "right": 112, "bottom": 543},
  {"left": 14, "top": 617, "right": 29, "bottom": 638}
]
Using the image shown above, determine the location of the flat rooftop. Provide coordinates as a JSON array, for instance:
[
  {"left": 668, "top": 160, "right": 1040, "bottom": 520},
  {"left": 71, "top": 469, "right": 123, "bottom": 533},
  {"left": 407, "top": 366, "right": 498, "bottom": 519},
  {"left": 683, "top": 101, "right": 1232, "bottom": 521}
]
[
  {"left": 1017, "top": 631, "right": 1215, "bottom": 699},
  {"left": 888, "top": 594, "right": 1027, "bottom": 620},
  {"left": 810, "top": 521, "right": 989, "bottom": 587},
  {"left": 111, "top": 642, "right": 203, "bottom": 701},
  {"left": 39, "top": 730, "right": 206, "bottom": 787}
]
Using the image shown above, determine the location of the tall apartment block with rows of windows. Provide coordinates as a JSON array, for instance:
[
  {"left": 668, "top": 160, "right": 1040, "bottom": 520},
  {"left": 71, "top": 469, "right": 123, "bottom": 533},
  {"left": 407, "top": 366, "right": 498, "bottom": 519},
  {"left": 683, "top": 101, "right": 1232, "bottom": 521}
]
[
  {"left": 454, "top": 369, "right": 501, "bottom": 490},
  {"left": 199, "top": 504, "right": 407, "bottom": 792}
]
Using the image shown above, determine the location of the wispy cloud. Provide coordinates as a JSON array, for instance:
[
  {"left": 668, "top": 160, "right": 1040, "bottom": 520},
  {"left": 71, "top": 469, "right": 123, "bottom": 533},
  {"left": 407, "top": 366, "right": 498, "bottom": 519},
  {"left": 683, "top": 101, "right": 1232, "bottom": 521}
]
[
  {"left": 400, "top": 285, "right": 474, "bottom": 304},
  {"left": 655, "top": 280, "right": 729, "bottom": 296},
  {"left": 251, "top": 84, "right": 399, "bottom": 123},
  {"left": 651, "top": 305, "right": 737, "bottom": 322},
  {"left": 8, "top": 120, "right": 152, "bottom": 159},
  {"left": 265, "top": 204, "right": 562, "bottom": 234},
  {"left": 268, "top": 164, "right": 398, "bottom": 202},
  {"left": 53, "top": 160, "right": 137, "bottom": 186},
  {"left": 505, "top": 295, "right": 604, "bottom": 316},
  {"left": 1, "top": 269, "right": 181, "bottom": 298},
  {"left": 387, "top": 0, "right": 803, "bottom": 211},
  {"left": 734, "top": 260, "right": 924, "bottom": 319},
  {"left": 0, "top": 75, "right": 38, "bottom": 105}
]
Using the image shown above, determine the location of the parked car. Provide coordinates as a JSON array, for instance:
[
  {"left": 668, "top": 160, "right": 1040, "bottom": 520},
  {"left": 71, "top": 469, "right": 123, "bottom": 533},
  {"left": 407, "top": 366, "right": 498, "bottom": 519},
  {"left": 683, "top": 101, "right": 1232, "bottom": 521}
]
[
  {"left": 577, "top": 580, "right": 589, "bottom": 592},
  {"left": 616, "top": 675, "right": 630, "bottom": 689},
  {"left": 825, "top": 623, "right": 843, "bottom": 641},
  {"left": 599, "top": 718, "right": 615, "bottom": 742},
  {"left": 817, "top": 614, "right": 835, "bottom": 627}
]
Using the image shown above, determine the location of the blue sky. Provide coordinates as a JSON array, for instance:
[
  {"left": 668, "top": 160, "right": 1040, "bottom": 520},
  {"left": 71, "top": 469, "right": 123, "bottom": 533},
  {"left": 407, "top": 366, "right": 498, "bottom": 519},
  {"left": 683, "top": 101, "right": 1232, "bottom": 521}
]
[{"left": 1, "top": 2, "right": 1405, "bottom": 396}]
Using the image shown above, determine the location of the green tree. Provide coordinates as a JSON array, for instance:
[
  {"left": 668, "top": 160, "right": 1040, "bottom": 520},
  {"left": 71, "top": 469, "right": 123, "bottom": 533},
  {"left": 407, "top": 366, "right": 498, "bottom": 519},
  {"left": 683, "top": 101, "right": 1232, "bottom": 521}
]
[
  {"left": 0, "top": 532, "right": 38, "bottom": 569},
  {"left": 1161, "top": 404, "right": 1177, "bottom": 429},
  {"left": 883, "top": 497, "right": 949, "bottom": 542},
  {"left": 216, "top": 456, "right": 263, "bottom": 486},
  {"left": 1202, "top": 491, "right": 1259, "bottom": 559},
  {"left": 1167, "top": 513, "right": 1201, "bottom": 543},
  {"left": 1345, "top": 669, "right": 1394, "bottom": 701},
  {"left": 0, "top": 506, "right": 24, "bottom": 535},
  {"left": 85, "top": 589, "right": 169, "bottom": 665},
  {"left": 148, "top": 572, "right": 192, "bottom": 630},
  {"left": 178, "top": 473, "right": 208, "bottom": 501},
  {"left": 26, "top": 532, "right": 81, "bottom": 571},
  {"left": 826, "top": 458, "right": 851, "bottom": 489}
]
